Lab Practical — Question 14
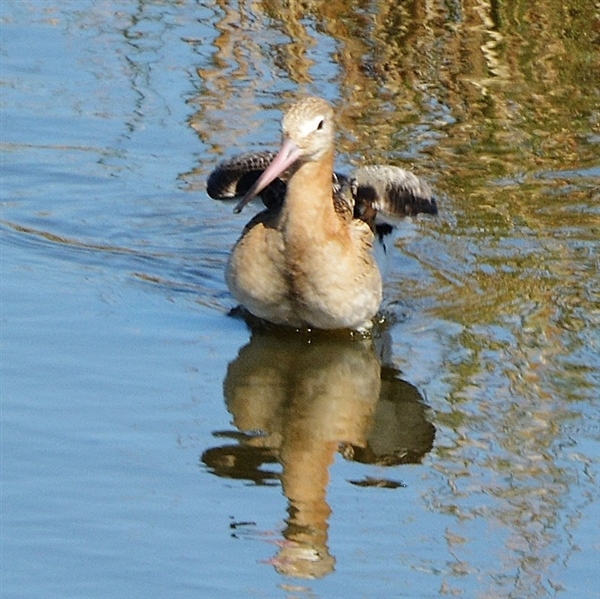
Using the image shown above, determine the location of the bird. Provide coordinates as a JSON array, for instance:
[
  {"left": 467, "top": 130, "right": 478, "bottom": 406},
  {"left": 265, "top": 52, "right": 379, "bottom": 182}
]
[{"left": 206, "top": 96, "right": 437, "bottom": 332}]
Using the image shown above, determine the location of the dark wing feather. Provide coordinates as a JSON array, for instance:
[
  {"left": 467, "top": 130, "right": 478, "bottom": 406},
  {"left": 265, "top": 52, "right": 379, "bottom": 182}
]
[
  {"left": 352, "top": 165, "right": 437, "bottom": 222},
  {"left": 206, "top": 151, "right": 286, "bottom": 210}
]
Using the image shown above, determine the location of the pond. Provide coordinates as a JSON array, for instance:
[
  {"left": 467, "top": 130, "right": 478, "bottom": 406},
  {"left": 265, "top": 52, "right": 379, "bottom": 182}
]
[{"left": 1, "top": 1, "right": 599, "bottom": 598}]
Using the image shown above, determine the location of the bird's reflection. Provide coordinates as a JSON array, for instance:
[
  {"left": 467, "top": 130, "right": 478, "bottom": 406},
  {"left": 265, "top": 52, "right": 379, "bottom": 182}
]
[{"left": 201, "top": 327, "right": 435, "bottom": 579}]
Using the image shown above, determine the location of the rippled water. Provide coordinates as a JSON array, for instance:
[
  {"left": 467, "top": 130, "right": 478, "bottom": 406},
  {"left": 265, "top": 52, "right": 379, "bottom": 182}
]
[{"left": 2, "top": 1, "right": 599, "bottom": 598}]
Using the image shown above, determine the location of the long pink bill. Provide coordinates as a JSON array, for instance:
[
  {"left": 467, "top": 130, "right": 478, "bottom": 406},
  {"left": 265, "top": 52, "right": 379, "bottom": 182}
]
[{"left": 234, "top": 137, "right": 301, "bottom": 213}]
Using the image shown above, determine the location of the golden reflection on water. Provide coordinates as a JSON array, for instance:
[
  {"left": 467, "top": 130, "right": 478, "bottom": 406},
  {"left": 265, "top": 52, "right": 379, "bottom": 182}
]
[
  {"left": 191, "top": 0, "right": 598, "bottom": 170},
  {"left": 202, "top": 329, "right": 434, "bottom": 578}
]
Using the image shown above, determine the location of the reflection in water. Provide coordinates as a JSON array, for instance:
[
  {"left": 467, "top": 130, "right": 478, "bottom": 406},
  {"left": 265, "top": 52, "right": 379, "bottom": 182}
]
[
  {"left": 202, "top": 328, "right": 434, "bottom": 578},
  {"left": 190, "top": 0, "right": 598, "bottom": 201}
]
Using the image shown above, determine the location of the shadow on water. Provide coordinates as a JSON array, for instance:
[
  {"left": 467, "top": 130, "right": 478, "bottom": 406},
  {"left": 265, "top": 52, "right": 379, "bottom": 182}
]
[{"left": 202, "top": 324, "right": 434, "bottom": 579}]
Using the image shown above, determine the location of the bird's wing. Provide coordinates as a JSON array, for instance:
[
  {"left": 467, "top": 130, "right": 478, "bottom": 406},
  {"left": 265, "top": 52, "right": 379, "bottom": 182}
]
[
  {"left": 206, "top": 151, "right": 285, "bottom": 210},
  {"left": 351, "top": 165, "right": 438, "bottom": 224}
]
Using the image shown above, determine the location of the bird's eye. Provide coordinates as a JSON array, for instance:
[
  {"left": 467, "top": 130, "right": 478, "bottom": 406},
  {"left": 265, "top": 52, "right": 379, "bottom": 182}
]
[{"left": 316, "top": 119, "right": 325, "bottom": 131}]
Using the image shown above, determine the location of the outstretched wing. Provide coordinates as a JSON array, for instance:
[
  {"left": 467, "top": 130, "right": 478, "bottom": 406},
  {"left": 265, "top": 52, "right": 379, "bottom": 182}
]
[
  {"left": 206, "top": 151, "right": 286, "bottom": 210},
  {"left": 351, "top": 165, "right": 438, "bottom": 223},
  {"left": 207, "top": 154, "right": 438, "bottom": 223}
]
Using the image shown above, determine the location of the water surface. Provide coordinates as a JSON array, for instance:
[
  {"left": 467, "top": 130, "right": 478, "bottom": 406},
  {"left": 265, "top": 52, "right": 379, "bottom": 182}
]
[{"left": 2, "top": 1, "right": 599, "bottom": 598}]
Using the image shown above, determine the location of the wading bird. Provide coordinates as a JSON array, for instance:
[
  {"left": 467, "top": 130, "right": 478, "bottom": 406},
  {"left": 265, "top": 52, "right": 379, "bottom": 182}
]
[{"left": 207, "top": 97, "right": 437, "bottom": 332}]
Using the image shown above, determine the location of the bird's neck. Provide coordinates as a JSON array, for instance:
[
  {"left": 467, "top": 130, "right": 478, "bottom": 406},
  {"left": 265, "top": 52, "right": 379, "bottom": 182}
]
[{"left": 282, "top": 149, "right": 339, "bottom": 235}]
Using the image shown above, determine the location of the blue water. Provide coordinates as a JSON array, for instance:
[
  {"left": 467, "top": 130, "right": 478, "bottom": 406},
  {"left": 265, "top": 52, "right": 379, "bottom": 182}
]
[{"left": 2, "top": 2, "right": 599, "bottom": 598}]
